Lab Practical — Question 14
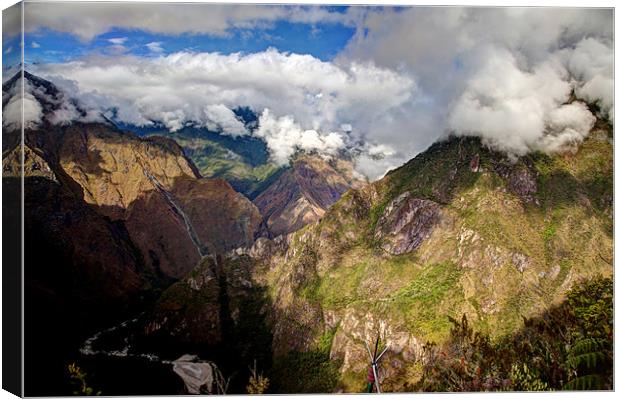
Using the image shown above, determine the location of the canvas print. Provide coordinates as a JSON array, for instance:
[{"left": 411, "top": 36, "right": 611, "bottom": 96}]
[{"left": 1, "top": 1, "right": 614, "bottom": 396}]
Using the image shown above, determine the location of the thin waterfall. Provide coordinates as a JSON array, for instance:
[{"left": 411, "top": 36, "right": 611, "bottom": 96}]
[{"left": 143, "top": 169, "right": 208, "bottom": 257}]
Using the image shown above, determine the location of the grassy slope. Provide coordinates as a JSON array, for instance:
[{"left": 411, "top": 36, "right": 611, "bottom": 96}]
[
  {"left": 257, "top": 124, "right": 613, "bottom": 391},
  {"left": 146, "top": 129, "right": 284, "bottom": 199}
]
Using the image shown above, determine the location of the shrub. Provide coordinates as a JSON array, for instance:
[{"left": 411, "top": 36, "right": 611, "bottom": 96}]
[
  {"left": 413, "top": 276, "right": 613, "bottom": 392},
  {"left": 67, "top": 363, "right": 100, "bottom": 396},
  {"left": 247, "top": 360, "right": 270, "bottom": 394}
]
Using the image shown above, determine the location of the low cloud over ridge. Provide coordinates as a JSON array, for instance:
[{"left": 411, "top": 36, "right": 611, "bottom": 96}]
[
  {"left": 21, "top": 7, "right": 614, "bottom": 179},
  {"left": 34, "top": 48, "right": 415, "bottom": 172},
  {"left": 338, "top": 7, "right": 613, "bottom": 176}
]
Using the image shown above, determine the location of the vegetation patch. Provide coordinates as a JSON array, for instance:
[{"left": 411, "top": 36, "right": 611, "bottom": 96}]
[
  {"left": 269, "top": 328, "right": 342, "bottom": 393},
  {"left": 414, "top": 276, "right": 613, "bottom": 392}
]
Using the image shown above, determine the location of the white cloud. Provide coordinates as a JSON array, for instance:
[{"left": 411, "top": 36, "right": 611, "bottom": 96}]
[
  {"left": 146, "top": 41, "right": 164, "bottom": 53},
  {"left": 2, "top": 78, "right": 43, "bottom": 130},
  {"left": 337, "top": 7, "right": 613, "bottom": 176},
  {"left": 18, "top": 3, "right": 356, "bottom": 41},
  {"left": 255, "top": 109, "right": 346, "bottom": 164},
  {"left": 108, "top": 37, "right": 128, "bottom": 45},
  {"left": 204, "top": 104, "right": 248, "bottom": 136},
  {"left": 31, "top": 41, "right": 41, "bottom": 48},
  {"left": 538, "top": 102, "right": 596, "bottom": 153},
  {"left": 34, "top": 48, "right": 414, "bottom": 166},
  {"left": 4, "top": 46, "right": 13, "bottom": 54},
  {"left": 565, "top": 38, "right": 614, "bottom": 121},
  {"left": 106, "top": 37, "right": 129, "bottom": 54},
  {"left": 2, "top": 74, "right": 105, "bottom": 130},
  {"left": 446, "top": 47, "right": 589, "bottom": 155},
  {"left": 354, "top": 153, "right": 398, "bottom": 181},
  {"left": 17, "top": 6, "right": 614, "bottom": 180}
]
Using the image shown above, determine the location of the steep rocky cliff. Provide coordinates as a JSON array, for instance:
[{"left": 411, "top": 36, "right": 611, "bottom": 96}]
[
  {"left": 141, "top": 118, "right": 612, "bottom": 392},
  {"left": 22, "top": 125, "right": 261, "bottom": 282},
  {"left": 141, "top": 254, "right": 274, "bottom": 393},
  {"left": 43, "top": 122, "right": 263, "bottom": 278}
]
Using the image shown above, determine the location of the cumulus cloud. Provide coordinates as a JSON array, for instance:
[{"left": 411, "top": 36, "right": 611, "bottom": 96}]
[
  {"left": 2, "top": 74, "right": 104, "bottom": 130},
  {"left": 565, "top": 38, "right": 614, "bottom": 121},
  {"left": 353, "top": 143, "right": 398, "bottom": 180},
  {"left": 18, "top": 6, "right": 614, "bottom": 180},
  {"left": 17, "top": 3, "right": 357, "bottom": 41},
  {"left": 146, "top": 41, "right": 164, "bottom": 53},
  {"left": 338, "top": 7, "right": 613, "bottom": 176},
  {"left": 447, "top": 47, "right": 587, "bottom": 155},
  {"left": 3, "top": 79, "right": 43, "bottom": 130},
  {"left": 539, "top": 102, "right": 597, "bottom": 153},
  {"left": 34, "top": 48, "right": 414, "bottom": 166},
  {"left": 256, "top": 109, "right": 346, "bottom": 164},
  {"left": 204, "top": 104, "right": 248, "bottom": 137},
  {"left": 108, "top": 37, "right": 128, "bottom": 45},
  {"left": 31, "top": 41, "right": 41, "bottom": 48}
]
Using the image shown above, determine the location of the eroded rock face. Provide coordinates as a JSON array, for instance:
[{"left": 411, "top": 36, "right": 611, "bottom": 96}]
[
  {"left": 38, "top": 123, "right": 262, "bottom": 278},
  {"left": 254, "top": 155, "right": 355, "bottom": 237},
  {"left": 3, "top": 145, "right": 57, "bottom": 181},
  {"left": 375, "top": 192, "right": 442, "bottom": 255},
  {"left": 16, "top": 143, "right": 145, "bottom": 311},
  {"left": 248, "top": 237, "right": 275, "bottom": 259},
  {"left": 13, "top": 67, "right": 263, "bottom": 276},
  {"left": 173, "top": 177, "right": 263, "bottom": 254},
  {"left": 507, "top": 167, "right": 538, "bottom": 203},
  {"left": 512, "top": 252, "right": 532, "bottom": 273},
  {"left": 493, "top": 160, "right": 538, "bottom": 204}
]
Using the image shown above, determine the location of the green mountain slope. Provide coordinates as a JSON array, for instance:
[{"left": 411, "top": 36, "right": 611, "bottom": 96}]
[
  {"left": 145, "top": 127, "right": 284, "bottom": 199},
  {"left": 144, "top": 113, "right": 612, "bottom": 393},
  {"left": 245, "top": 119, "right": 612, "bottom": 391}
]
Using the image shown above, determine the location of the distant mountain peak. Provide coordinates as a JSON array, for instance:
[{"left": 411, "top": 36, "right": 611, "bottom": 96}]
[
  {"left": 254, "top": 154, "right": 360, "bottom": 237},
  {"left": 2, "top": 70, "right": 106, "bottom": 130}
]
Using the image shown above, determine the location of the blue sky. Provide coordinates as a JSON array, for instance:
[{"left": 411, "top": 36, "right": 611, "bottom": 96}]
[
  {"left": 2, "top": 34, "right": 20, "bottom": 69},
  {"left": 21, "top": 21, "right": 355, "bottom": 65},
  {"left": 1, "top": 4, "right": 613, "bottom": 179},
  {"left": 2, "top": 4, "right": 358, "bottom": 69}
]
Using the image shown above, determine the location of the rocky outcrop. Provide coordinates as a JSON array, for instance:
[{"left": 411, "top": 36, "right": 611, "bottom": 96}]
[
  {"left": 173, "top": 177, "right": 262, "bottom": 254},
  {"left": 374, "top": 192, "right": 442, "bottom": 255},
  {"left": 247, "top": 133, "right": 612, "bottom": 392},
  {"left": 17, "top": 142, "right": 145, "bottom": 306},
  {"left": 492, "top": 160, "right": 538, "bottom": 204},
  {"left": 144, "top": 254, "right": 272, "bottom": 364},
  {"left": 3, "top": 145, "right": 57, "bottom": 181},
  {"left": 248, "top": 235, "right": 290, "bottom": 260},
  {"left": 328, "top": 309, "right": 424, "bottom": 378}
]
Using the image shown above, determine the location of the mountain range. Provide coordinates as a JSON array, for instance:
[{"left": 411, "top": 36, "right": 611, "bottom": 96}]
[{"left": 2, "top": 71, "right": 613, "bottom": 394}]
